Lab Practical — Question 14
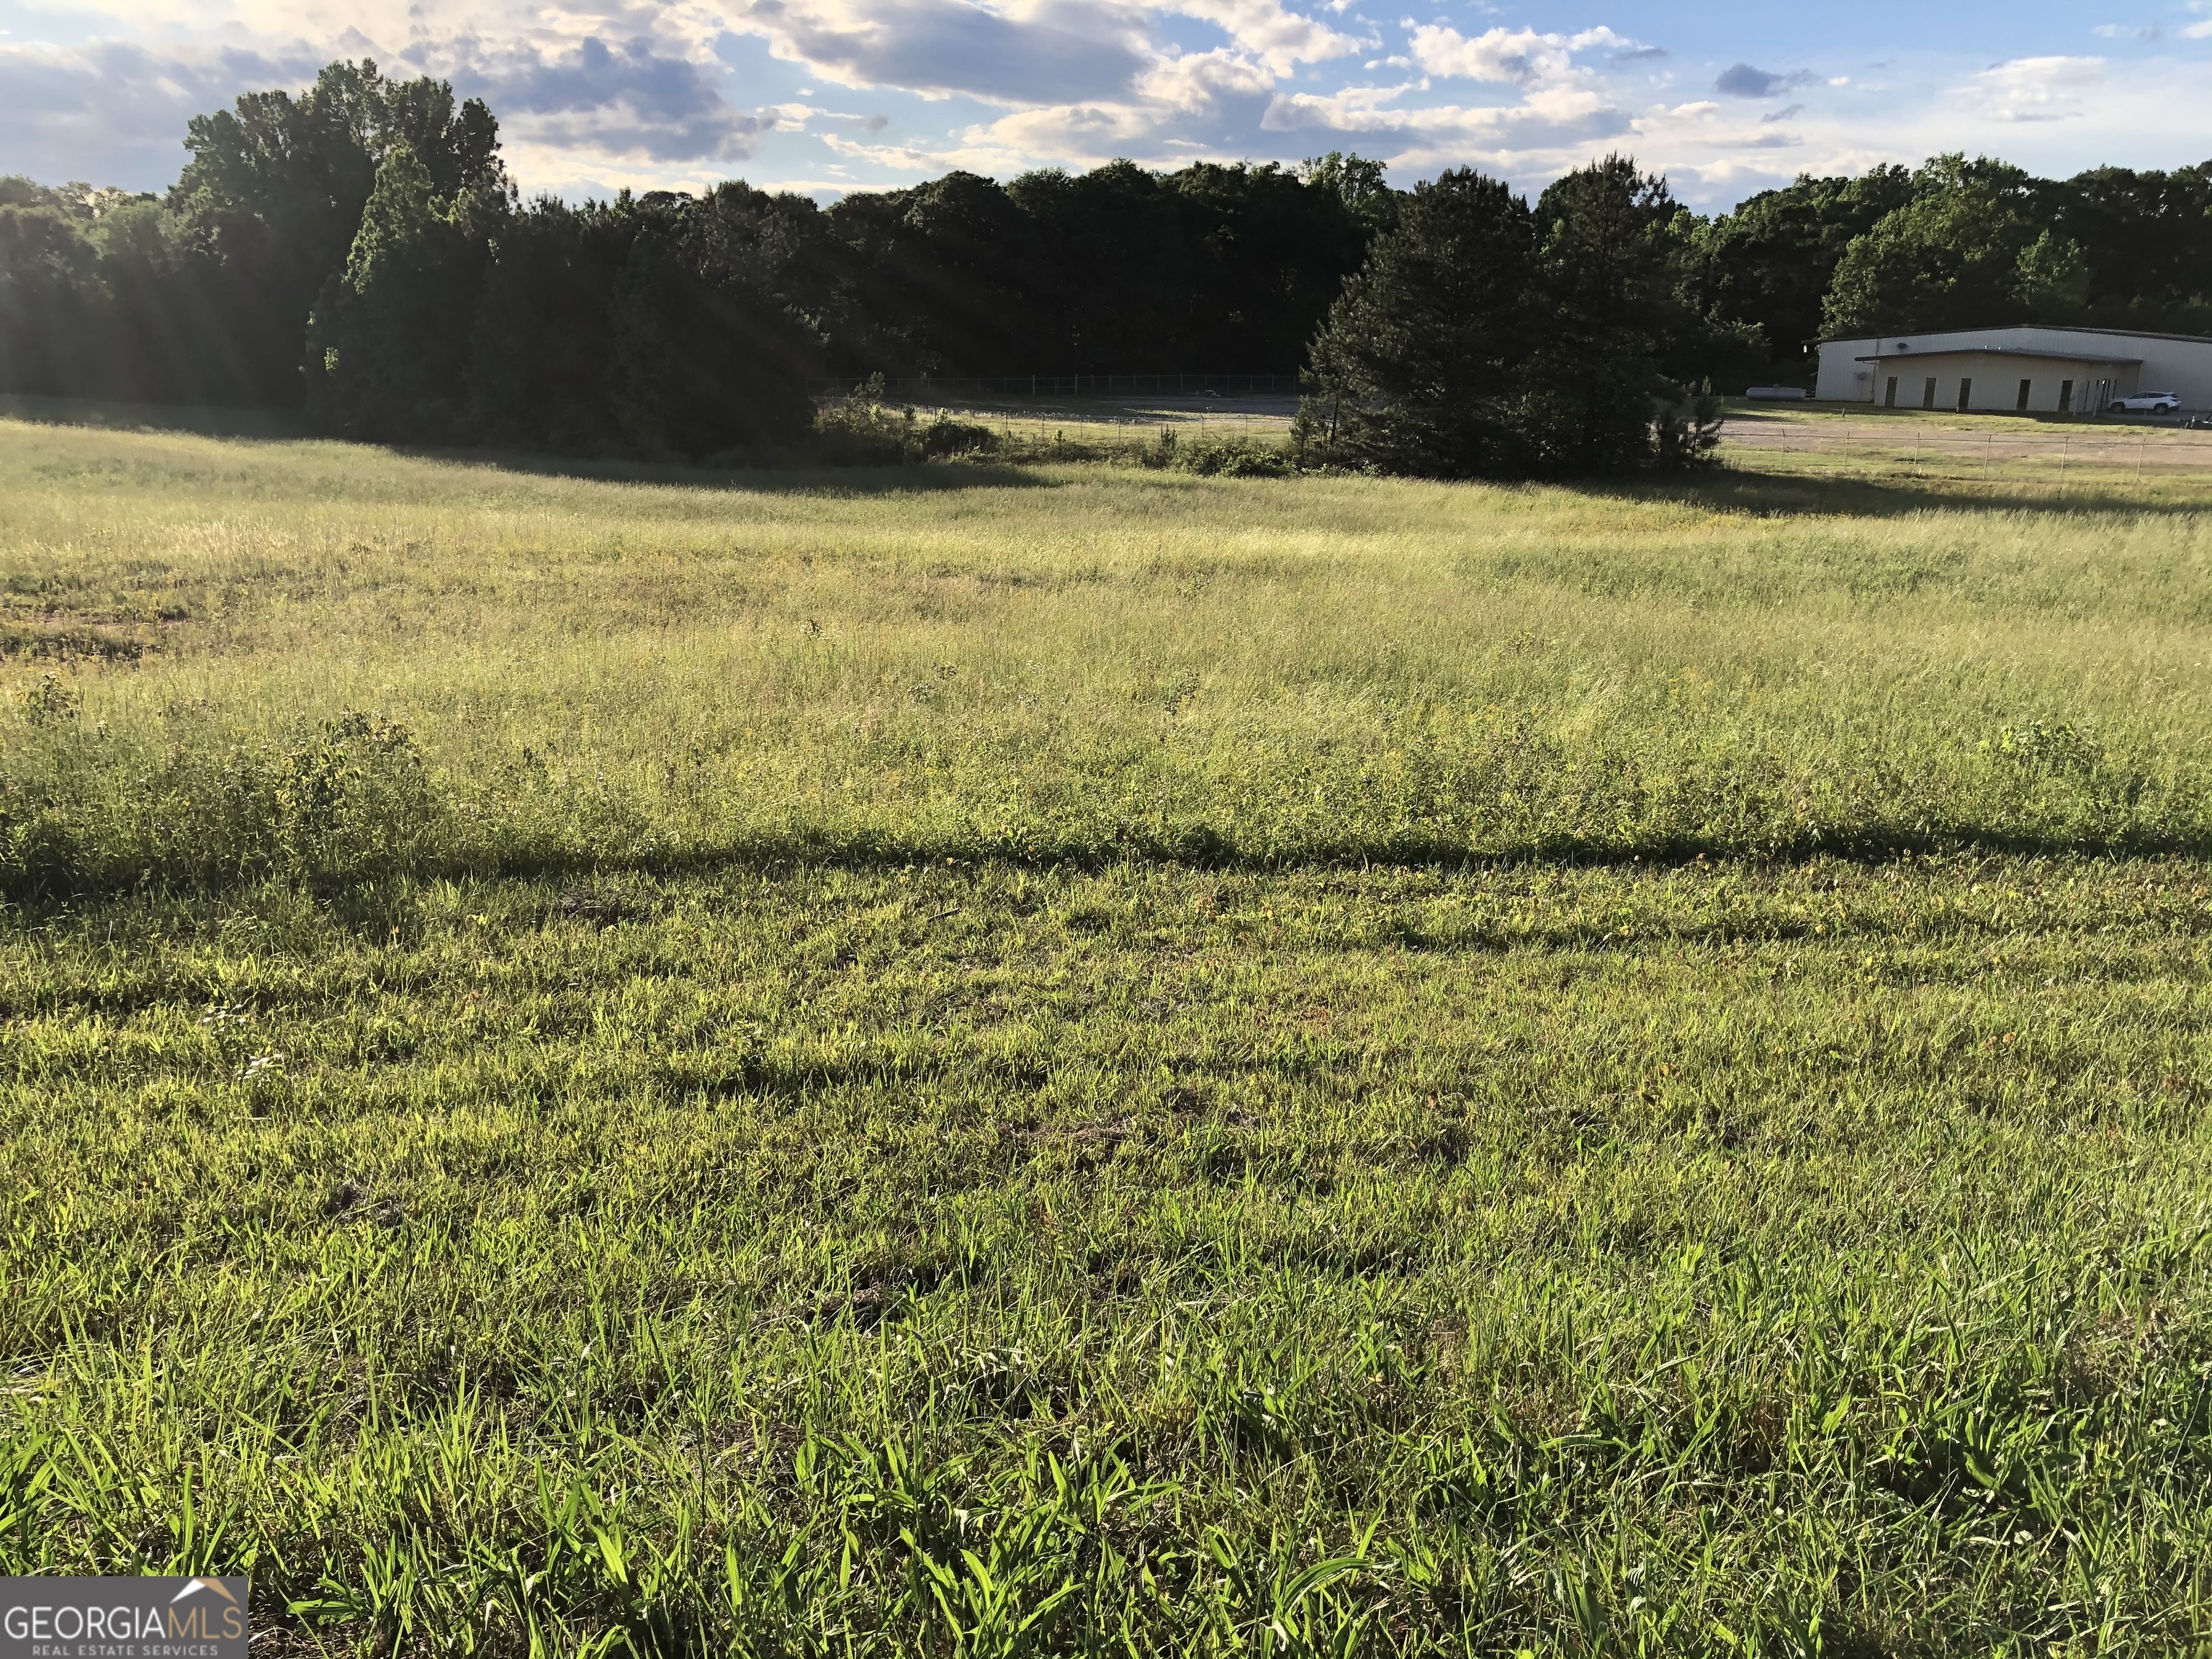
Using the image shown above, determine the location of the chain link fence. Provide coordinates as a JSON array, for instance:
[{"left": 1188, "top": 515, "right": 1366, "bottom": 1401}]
[{"left": 807, "top": 374, "right": 1303, "bottom": 400}]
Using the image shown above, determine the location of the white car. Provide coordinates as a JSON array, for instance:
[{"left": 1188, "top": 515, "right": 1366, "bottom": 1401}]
[{"left": 2109, "top": 391, "right": 2180, "bottom": 413}]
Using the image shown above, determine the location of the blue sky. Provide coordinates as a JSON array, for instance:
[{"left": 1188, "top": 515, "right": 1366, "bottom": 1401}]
[{"left": 2, "top": 0, "right": 2209, "bottom": 207}]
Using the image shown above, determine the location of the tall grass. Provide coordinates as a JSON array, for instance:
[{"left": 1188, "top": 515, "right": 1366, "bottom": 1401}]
[{"left": 6, "top": 421, "right": 2212, "bottom": 895}]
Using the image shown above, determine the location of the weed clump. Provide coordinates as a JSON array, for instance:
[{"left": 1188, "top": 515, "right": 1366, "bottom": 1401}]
[
  {"left": 0, "top": 706, "right": 442, "bottom": 896},
  {"left": 266, "top": 711, "right": 438, "bottom": 881},
  {"left": 811, "top": 379, "right": 1002, "bottom": 464},
  {"left": 20, "top": 670, "right": 78, "bottom": 727},
  {"left": 1143, "top": 426, "right": 1296, "bottom": 476}
]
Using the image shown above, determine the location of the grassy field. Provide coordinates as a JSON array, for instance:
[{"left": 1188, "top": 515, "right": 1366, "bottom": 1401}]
[
  {"left": 5, "top": 419, "right": 2212, "bottom": 1654},
  {"left": 1721, "top": 406, "right": 2212, "bottom": 495}
]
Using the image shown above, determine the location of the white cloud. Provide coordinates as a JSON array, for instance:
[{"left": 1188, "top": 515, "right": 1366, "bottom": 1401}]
[
  {"left": 1963, "top": 54, "right": 2104, "bottom": 122},
  {"left": 1, "top": 0, "right": 818, "bottom": 176},
  {"left": 5, "top": 0, "right": 2212, "bottom": 209},
  {"left": 1259, "top": 71, "right": 1631, "bottom": 188},
  {"left": 1138, "top": 45, "right": 1278, "bottom": 108},
  {"left": 1406, "top": 23, "right": 1638, "bottom": 87},
  {"left": 447, "top": 34, "right": 794, "bottom": 163},
  {"left": 1169, "top": 0, "right": 1359, "bottom": 73},
  {"left": 0, "top": 40, "right": 323, "bottom": 185},
  {"left": 714, "top": 0, "right": 1154, "bottom": 103},
  {"left": 773, "top": 0, "right": 1357, "bottom": 168},
  {"left": 823, "top": 130, "right": 984, "bottom": 168}
]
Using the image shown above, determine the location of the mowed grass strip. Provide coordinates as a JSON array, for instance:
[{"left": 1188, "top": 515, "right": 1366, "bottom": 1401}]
[{"left": 3, "top": 859, "right": 2211, "bottom": 1651}]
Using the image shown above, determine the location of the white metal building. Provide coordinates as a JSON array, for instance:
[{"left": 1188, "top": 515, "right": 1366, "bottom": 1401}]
[{"left": 1814, "top": 325, "right": 2212, "bottom": 413}]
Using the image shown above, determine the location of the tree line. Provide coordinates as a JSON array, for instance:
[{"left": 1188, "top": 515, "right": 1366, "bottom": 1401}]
[{"left": 1, "top": 58, "right": 2208, "bottom": 474}]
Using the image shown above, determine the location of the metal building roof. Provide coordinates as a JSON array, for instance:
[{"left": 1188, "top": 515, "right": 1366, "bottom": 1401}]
[
  {"left": 1853, "top": 346, "right": 2144, "bottom": 366},
  {"left": 1819, "top": 323, "right": 2212, "bottom": 347}
]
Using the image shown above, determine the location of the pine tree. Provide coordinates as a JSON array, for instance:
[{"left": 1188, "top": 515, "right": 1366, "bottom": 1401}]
[
  {"left": 1305, "top": 169, "right": 1537, "bottom": 476},
  {"left": 1519, "top": 155, "right": 1689, "bottom": 475}
]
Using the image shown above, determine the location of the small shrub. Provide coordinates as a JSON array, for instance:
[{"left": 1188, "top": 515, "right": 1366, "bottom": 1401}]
[
  {"left": 1143, "top": 428, "right": 1295, "bottom": 477},
  {"left": 1184, "top": 441, "right": 1293, "bottom": 477},
  {"left": 269, "top": 711, "right": 438, "bottom": 881},
  {"left": 811, "top": 382, "right": 1001, "bottom": 465},
  {"left": 917, "top": 417, "right": 999, "bottom": 459},
  {"left": 1984, "top": 719, "right": 2096, "bottom": 774},
  {"left": 1654, "top": 381, "right": 1725, "bottom": 472},
  {"left": 22, "top": 670, "right": 78, "bottom": 727},
  {"left": 811, "top": 389, "right": 917, "bottom": 465},
  {"left": 0, "top": 706, "right": 445, "bottom": 897}
]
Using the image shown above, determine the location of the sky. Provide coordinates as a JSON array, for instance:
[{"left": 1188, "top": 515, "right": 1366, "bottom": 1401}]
[{"left": 2, "top": 0, "right": 2211, "bottom": 210}]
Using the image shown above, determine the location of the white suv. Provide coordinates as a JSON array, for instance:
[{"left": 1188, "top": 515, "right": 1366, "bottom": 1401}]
[{"left": 2109, "top": 391, "right": 2181, "bottom": 413}]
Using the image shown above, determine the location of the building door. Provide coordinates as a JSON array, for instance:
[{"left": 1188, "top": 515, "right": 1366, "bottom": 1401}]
[
  {"left": 2060, "top": 379, "right": 2074, "bottom": 412},
  {"left": 1923, "top": 377, "right": 1938, "bottom": 409},
  {"left": 2017, "top": 379, "right": 2032, "bottom": 411},
  {"left": 1958, "top": 378, "right": 1973, "bottom": 410},
  {"left": 1885, "top": 377, "right": 1898, "bottom": 408}
]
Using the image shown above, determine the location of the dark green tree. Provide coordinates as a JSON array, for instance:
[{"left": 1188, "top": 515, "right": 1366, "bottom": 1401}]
[
  {"left": 1687, "top": 166, "right": 1917, "bottom": 377},
  {"left": 1520, "top": 156, "right": 1693, "bottom": 475},
  {"left": 607, "top": 196, "right": 819, "bottom": 457},
  {"left": 305, "top": 143, "right": 495, "bottom": 440},
  {"left": 468, "top": 197, "right": 631, "bottom": 451},
  {"left": 1004, "top": 161, "right": 1189, "bottom": 374},
  {"left": 1308, "top": 157, "right": 1709, "bottom": 480},
  {"left": 75, "top": 192, "right": 222, "bottom": 403},
  {"left": 1305, "top": 168, "right": 1537, "bottom": 476},
  {"left": 2046, "top": 162, "right": 2212, "bottom": 334},
  {"left": 822, "top": 171, "right": 1041, "bottom": 377},
  {"left": 1821, "top": 155, "right": 2044, "bottom": 336},
  {"left": 169, "top": 60, "right": 502, "bottom": 406},
  {"left": 0, "top": 180, "right": 107, "bottom": 396},
  {"left": 1302, "top": 152, "right": 1400, "bottom": 236},
  {"left": 1172, "top": 161, "right": 1379, "bottom": 376}
]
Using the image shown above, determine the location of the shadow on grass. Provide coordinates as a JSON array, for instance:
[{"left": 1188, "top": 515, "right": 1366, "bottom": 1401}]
[
  {"left": 412, "top": 446, "right": 1062, "bottom": 496},
  {"left": 1, "top": 396, "right": 1064, "bottom": 495},
  {"left": 1598, "top": 463, "right": 2212, "bottom": 520},
  {"left": 396, "top": 446, "right": 2212, "bottom": 513},
  {"left": 0, "top": 394, "right": 310, "bottom": 440},
  {"left": 14, "top": 820, "right": 2212, "bottom": 920}
]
